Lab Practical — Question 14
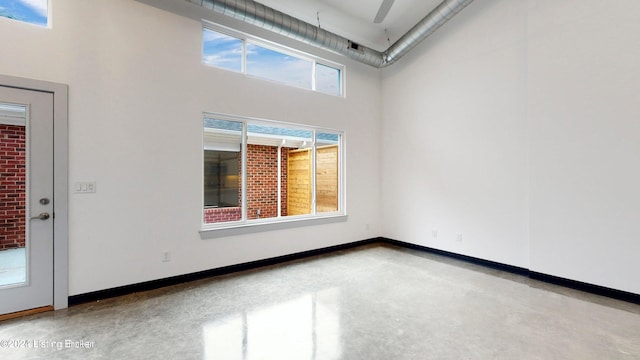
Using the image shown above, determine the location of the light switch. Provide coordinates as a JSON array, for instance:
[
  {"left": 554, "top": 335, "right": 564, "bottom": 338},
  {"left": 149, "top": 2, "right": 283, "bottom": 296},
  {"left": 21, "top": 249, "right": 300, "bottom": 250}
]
[{"left": 74, "top": 181, "right": 97, "bottom": 194}]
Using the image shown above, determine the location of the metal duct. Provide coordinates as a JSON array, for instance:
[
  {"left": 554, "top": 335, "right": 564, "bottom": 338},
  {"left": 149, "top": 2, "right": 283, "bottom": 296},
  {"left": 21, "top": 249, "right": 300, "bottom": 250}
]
[
  {"left": 384, "top": 0, "right": 474, "bottom": 65},
  {"left": 186, "top": 0, "right": 474, "bottom": 68}
]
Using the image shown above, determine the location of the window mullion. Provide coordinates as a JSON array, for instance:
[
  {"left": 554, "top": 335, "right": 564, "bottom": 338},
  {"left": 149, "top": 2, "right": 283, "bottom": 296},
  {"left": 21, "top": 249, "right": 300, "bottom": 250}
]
[
  {"left": 312, "top": 60, "right": 317, "bottom": 91},
  {"left": 277, "top": 140, "right": 283, "bottom": 218},
  {"left": 241, "top": 121, "right": 248, "bottom": 222},
  {"left": 242, "top": 39, "right": 247, "bottom": 74},
  {"left": 339, "top": 134, "right": 344, "bottom": 213},
  {"left": 311, "top": 130, "right": 317, "bottom": 216}
]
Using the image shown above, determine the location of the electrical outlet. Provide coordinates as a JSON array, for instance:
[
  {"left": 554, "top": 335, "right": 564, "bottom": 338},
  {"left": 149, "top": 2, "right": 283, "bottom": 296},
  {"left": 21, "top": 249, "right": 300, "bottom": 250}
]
[
  {"left": 162, "top": 251, "right": 171, "bottom": 262},
  {"left": 456, "top": 233, "right": 463, "bottom": 242},
  {"left": 432, "top": 229, "right": 438, "bottom": 239}
]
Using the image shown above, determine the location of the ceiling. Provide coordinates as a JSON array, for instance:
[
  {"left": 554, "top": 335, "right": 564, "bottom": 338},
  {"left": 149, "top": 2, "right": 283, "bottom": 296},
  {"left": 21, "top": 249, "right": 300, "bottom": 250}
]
[{"left": 256, "top": 0, "right": 444, "bottom": 52}]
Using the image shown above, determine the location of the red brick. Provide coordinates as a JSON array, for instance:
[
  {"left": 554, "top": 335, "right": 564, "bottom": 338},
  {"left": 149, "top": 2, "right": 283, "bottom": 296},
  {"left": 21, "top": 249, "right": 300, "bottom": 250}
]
[{"left": 0, "top": 125, "right": 26, "bottom": 249}]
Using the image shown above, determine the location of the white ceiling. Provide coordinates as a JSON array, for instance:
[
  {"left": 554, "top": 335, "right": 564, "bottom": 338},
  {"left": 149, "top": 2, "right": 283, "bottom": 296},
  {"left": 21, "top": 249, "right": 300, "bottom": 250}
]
[{"left": 256, "top": 0, "right": 444, "bottom": 52}]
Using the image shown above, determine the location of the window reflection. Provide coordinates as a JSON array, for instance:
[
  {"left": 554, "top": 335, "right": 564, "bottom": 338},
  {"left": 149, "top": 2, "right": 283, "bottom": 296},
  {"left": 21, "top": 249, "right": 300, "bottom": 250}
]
[
  {"left": 203, "top": 118, "right": 243, "bottom": 224},
  {"left": 203, "top": 288, "right": 341, "bottom": 360}
]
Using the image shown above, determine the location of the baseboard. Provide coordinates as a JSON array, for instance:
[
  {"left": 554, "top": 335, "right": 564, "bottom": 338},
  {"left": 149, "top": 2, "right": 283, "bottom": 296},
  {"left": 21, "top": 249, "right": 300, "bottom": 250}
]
[
  {"left": 529, "top": 271, "right": 640, "bottom": 305},
  {"left": 380, "top": 238, "right": 529, "bottom": 276},
  {"left": 0, "top": 306, "right": 54, "bottom": 322},
  {"left": 68, "top": 238, "right": 381, "bottom": 306},
  {"left": 69, "top": 236, "right": 640, "bottom": 307},
  {"left": 380, "top": 237, "right": 640, "bottom": 305}
]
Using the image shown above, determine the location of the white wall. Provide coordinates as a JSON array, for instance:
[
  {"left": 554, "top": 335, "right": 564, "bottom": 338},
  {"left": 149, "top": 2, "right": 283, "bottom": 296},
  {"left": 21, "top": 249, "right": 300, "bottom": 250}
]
[
  {"left": 382, "top": 0, "right": 640, "bottom": 294},
  {"left": 527, "top": 1, "right": 640, "bottom": 294},
  {"left": 381, "top": 0, "right": 529, "bottom": 268},
  {"left": 0, "top": 0, "right": 382, "bottom": 295}
]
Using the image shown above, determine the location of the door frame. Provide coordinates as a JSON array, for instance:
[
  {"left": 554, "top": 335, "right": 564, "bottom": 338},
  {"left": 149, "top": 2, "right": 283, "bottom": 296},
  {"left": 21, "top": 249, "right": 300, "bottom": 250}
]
[{"left": 0, "top": 74, "right": 68, "bottom": 310}]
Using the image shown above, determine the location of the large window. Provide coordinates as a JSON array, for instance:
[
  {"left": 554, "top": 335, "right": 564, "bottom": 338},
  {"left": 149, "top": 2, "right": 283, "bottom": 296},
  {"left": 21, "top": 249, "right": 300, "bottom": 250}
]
[
  {"left": 202, "top": 26, "right": 344, "bottom": 97},
  {"left": 203, "top": 114, "right": 344, "bottom": 227},
  {"left": 0, "top": 0, "right": 48, "bottom": 27}
]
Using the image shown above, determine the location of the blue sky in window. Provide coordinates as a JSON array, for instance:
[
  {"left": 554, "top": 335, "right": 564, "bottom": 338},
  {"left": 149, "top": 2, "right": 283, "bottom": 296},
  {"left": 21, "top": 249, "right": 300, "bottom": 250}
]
[
  {"left": 0, "top": 0, "right": 47, "bottom": 26},
  {"left": 246, "top": 43, "right": 312, "bottom": 89},
  {"left": 203, "top": 29, "right": 243, "bottom": 72},
  {"left": 203, "top": 28, "right": 341, "bottom": 95},
  {"left": 315, "top": 64, "right": 341, "bottom": 96}
]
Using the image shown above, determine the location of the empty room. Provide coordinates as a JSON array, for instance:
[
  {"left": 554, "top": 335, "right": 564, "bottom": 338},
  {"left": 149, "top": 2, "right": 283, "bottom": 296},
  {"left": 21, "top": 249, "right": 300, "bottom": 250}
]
[{"left": 1, "top": 0, "right": 639, "bottom": 358}]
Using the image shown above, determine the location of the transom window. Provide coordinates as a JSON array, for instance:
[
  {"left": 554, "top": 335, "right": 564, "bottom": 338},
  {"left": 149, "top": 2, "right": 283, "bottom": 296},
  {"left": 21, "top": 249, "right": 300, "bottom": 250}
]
[
  {"left": 0, "top": 0, "right": 48, "bottom": 27},
  {"left": 203, "top": 114, "right": 344, "bottom": 227},
  {"left": 202, "top": 26, "right": 344, "bottom": 97}
]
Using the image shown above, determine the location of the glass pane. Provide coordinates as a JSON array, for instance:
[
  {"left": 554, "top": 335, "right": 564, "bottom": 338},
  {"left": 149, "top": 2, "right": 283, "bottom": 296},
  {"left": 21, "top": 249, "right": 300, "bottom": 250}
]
[
  {"left": 0, "top": 0, "right": 48, "bottom": 27},
  {"left": 285, "top": 147, "right": 312, "bottom": 217},
  {"left": 246, "top": 43, "right": 313, "bottom": 90},
  {"left": 0, "top": 102, "right": 27, "bottom": 287},
  {"left": 204, "top": 151, "right": 240, "bottom": 207},
  {"left": 316, "top": 132, "right": 340, "bottom": 213},
  {"left": 245, "top": 124, "right": 313, "bottom": 219},
  {"left": 315, "top": 63, "right": 341, "bottom": 96},
  {"left": 277, "top": 128, "right": 313, "bottom": 218},
  {"left": 203, "top": 28, "right": 243, "bottom": 72},
  {"left": 203, "top": 118, "right": 243, "bottom": 224}
]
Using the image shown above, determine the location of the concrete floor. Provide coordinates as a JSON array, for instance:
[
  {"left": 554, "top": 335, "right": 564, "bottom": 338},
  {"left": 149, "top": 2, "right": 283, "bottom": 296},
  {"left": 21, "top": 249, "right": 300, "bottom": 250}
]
[
  {"left": 0, "top": 248, "right": 26, "bottom": 287},
  {"left": 0, "top": 244, "right": 639, "bottom": 359}
]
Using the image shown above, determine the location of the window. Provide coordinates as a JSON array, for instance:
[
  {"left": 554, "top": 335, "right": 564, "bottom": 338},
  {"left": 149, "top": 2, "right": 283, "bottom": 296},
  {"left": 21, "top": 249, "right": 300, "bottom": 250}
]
[
  {"left": 203, "top": 114, "right": 344, "bottom": 227},
  {"left": 202, "top": 26, "right": 344, "bottom": 96},
  {"left": 0, "top": 0, "right": 48, "bottom": 27}
]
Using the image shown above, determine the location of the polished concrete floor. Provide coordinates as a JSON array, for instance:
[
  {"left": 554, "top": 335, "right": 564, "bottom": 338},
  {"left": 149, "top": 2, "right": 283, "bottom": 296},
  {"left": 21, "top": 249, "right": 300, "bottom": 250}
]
[{"left": 1, "top": 244, "right": 639, "bottom": 359}]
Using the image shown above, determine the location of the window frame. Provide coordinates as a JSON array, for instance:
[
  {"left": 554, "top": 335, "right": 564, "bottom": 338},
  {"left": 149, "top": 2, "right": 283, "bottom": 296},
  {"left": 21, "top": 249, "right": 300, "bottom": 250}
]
[
  {"left": 202, "top": 23, "right": 345, "bottom": 97},
  {"left": 201, "top": 112, "right": 347, "bottom": 238}
]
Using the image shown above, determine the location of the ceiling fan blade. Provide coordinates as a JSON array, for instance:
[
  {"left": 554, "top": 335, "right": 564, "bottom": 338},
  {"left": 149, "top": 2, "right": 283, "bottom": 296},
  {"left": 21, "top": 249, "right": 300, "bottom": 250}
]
[{"left": 373, "top": 0, "right": 395, "bottom": 23}]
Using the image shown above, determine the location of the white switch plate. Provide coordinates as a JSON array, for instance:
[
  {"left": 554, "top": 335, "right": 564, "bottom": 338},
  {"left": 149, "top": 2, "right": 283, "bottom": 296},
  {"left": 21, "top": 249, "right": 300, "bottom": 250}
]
[{"left": 74, "top": 181, "right": 96, "bottom": 193}]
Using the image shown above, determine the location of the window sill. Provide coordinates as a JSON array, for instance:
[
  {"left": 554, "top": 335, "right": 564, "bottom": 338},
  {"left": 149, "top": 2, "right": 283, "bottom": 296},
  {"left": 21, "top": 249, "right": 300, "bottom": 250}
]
[{"left": 200, "top": 214, "right": 348, "bottom": 239}]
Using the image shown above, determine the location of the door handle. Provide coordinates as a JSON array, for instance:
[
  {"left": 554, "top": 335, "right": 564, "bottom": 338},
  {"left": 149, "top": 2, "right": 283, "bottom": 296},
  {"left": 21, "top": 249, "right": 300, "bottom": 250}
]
[{"left": 30, "top": 212, "right": 50, "bottom": 220}]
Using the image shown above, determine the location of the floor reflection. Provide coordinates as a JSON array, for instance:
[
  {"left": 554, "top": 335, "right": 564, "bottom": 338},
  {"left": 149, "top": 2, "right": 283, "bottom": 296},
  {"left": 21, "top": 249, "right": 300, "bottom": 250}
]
[
  {"left": 203, "top": 288, "right": 341, "bottom": 360},
  {"left": 0, "top": 247, "right": 26, "bottom": 287}
]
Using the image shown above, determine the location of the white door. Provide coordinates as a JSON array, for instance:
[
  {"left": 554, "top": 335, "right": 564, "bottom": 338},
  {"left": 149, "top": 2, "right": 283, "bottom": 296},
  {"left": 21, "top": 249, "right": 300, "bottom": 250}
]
[{"left": 0, "top": 86, "right": 54, "bottom": 315}]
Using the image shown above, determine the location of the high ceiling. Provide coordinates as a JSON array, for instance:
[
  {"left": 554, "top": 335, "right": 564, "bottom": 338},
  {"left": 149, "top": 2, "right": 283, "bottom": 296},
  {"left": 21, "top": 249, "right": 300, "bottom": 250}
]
[{"left": 256, "top": 0, "right": 444, "bottom": 52}]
